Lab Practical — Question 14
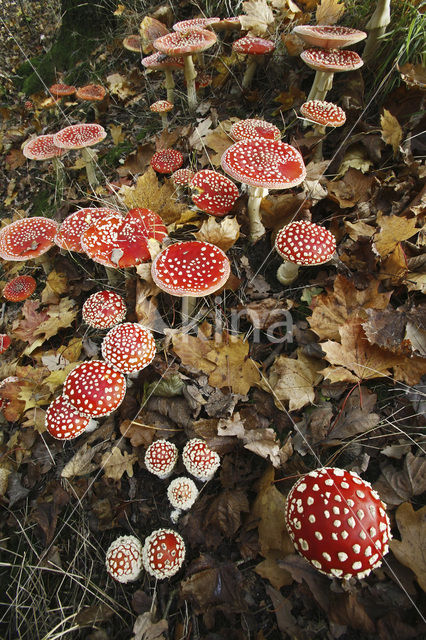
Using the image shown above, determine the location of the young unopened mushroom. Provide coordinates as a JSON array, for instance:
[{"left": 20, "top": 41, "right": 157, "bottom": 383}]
[
  {"left": 63, "top": 361, "right": 126, "bottom": 417},
  {"left": 232, "top": 36, "right": 275, "bottom": 90},
  {"left": 300, "top": 48, "right": 363, "bottom": 102},
  {"left": 229, "top": 118, "right": 280, "bottom": 142},
  {"left": 275, "top": 220, "right": 336, "bottom": 285},
  {"left": 150, "top": 149, "right": 184, "bottom": 174},
  {"left": 182, "top": 438, "right": 220, "bottom": 482},
  {"left": 221, "top": 139, "right": 306, "bottom": 243},
  {"left": 142, "top": 528, "right": 185, "bottom": 579},
  {"left": 167, "top": 476, "right": 199, "bottom": 523},
  {"left": 150, "top": 100, "right": 174, "bottom": 128},
  {"left": 144, "top": 439, "right": 178, "bottom": 479},
  {"left": 45, "top": 395, "right": 96, "bottom": 440},
  {"left": 172, "top": 168, "right": 195, "bottom": 187},
  {"left": 53, "top": 123, "right": 107, "bottom": 187},
  {"left": 3, "top": 275, "right": 36, "bottom": 302},
  {"left": 285, "top": 467, "right": 391, "bottom": 580},
  {"left": 82, "top": 290, "right": 127, "bottom": 329},
  {"left": 101, "top": 322, "right": 156, "bottom": 374},
  {"left": 106, "top": 535, "right": 143, "bottom": 583},
  {"left": 190, "top": 169, "right": 239, "bottom": 217}
]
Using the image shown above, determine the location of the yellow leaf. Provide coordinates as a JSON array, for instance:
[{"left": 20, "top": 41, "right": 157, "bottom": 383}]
[
  {"left": 337, "top": 144, "right": 372, "bottom": 177},
  {"left": 113, "top": 3, "right": 125, "bottom": 16},
  {"left": 380, "top": 109, "right": 403, "bottom": 155},
  {"left": 205, "top": 128, "right": 235, "bottom": 167},
  {"left": 61, "top": 443, "right": 101, "bottom": 478},
  {"left": 373, "top": 211, "right": 417, "bottom": 257},
  {"left": 206, "top": 336, "right": 261, "bottom": 395},
  {"left": 109, "top": 123, "right": 125, "bottom": 145},
  {"left": 391, "top": 502, "right": 426, "bottom": 592},
  {"left": 106, "top": 73, "right": 136, "bottom": 100},
  {"left": 316, "top": 0, "right": 345, "bottom": 25},
  {"left": 240, "top": 0, "right": 274, "bottom": 35},
  {"left": 43, "top": 362, "right": 82, "bottom": 393},
  {"left": 24, "top": 298, "right": 78, "bottom": 355},
  {"left": 195, "top": 216, "right": 240, "bottom": 252},
  {"left": 101, "top": 447, "right": 137, "bottom": 481}
]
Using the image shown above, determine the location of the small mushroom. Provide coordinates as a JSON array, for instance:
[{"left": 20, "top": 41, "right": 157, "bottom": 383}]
[
  {"left": 3, "top": 276, "right": 36, "bottom": 302},
  {"left": 0, "top": 217, "right": 58, "bottom": 266},
  {"left": 300, "top": 48, "right": 363, "bottom": 102},
  {"left": 75, "top": 84, "right": 107, "bottom": 121},
  {"left": 53, "top": 123, "right": 107, "bottom": 187},
  {"left": 142, "top": 52, "right": 184, "bottom": 103},
  {"left": 142, "top": 529, "right": 186, "bottom": 579},
  {"left": 150, "top": 99, "right": 174, "bottom": 128},
  {"left": 22, "top": 135, "right": 67, "bottom": 202},
  {"left": 49, "top": 83, "right": 77, "bottom": 98},
  {"left": 82, "top": 290, "right": 127, "bottom": 329},
  {"left": 106, "top": 535, "right": 143, "bottom": 583},
  {"left": 45, "top": 395, "right": 96, "bottom": 440},
  {"left": 101, "top": 322, "right": 156, "bottom": 374},
  {"left": 300, "top": 100, "right": 346, "bottom": 160},
  {"left": 150, "top": 149, "right": 184, "bottom": 174},
  {"left": 190, "top": 169, "right": 239, "bottom": 217},
  {"left": 182, "top": 438, "right": 220, "bottom": 482},
  {"left": 63, "top": 361, "right": 126, "bottom": 417},
  {"left": 144, "top": 439, "right": 178, "bottom": 479},
  {"left": 232, "top": 36, "right": 275, "bottom": 90},
  {"left": 229, "top": 118, "right": 280, "bottom": 142},
  {"left": 167, "top": 476, "right": 199, "bottom": 523}
]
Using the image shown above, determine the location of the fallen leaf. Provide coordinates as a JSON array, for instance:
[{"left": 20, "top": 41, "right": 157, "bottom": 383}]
[
  {"left": 6, "top": 148, "right": 26, "bottom": 170},
  {"left": 101, "top": 446, "right": 138, "bottom": 481},
  {"left": 240, "top": 0, "right": 274, "bottom": 35},
  {"left": 106, "top": 72, "right": 137, "bottom": 99},
  {"left": 325, "top": 386, "right": 380, "bottom": 442},
  {"left": 12, "top": 300, "right": 49, "bottom": 343},
  {"left": 374, "top": 453, "right": 426, "bottom": 506},
  {"left": 195, "top": 216, "right": 240, "bottom": 252},
  {"left": 316, "top": 0, "right": 345, "bottom": 25},
  {"left": 390, "top": 502, "right": 426, "bottom": 592},
  {"left": 373, "top": 212, "right": 417, "bottom": 257},
  {"left": 61, "top": 443, "right": 102, "bottom": 478},
  {"left": 109, "top": 123, "right": 125, "bottom": 145},
  {"left": 381, "top": 109, "right": 403, "bottom": 155},
  {"left": 327, "top": 168, "right": 375, "bottom": 208},
  {"left": 205, "top": 128, "right": 234, "bottom": 167},
  {"left": 131, "top": 611, "right": 168, "bottom": 640},
  {"left": 337, "top": 144, "right": 372, "bottom": 177}
]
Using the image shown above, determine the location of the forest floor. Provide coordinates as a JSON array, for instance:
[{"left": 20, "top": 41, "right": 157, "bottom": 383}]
[{"left": 0, "top": 1, "right": 425, "bottom": 639}]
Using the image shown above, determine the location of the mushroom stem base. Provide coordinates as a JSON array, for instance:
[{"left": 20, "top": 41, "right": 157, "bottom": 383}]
[
  {"left": 277, "top": 261, "right": 299, "bottom": 285},
  {"left": 184, "top": 55, "right": 197, "bottom": 111},
  {"left": 307, "top": 70, "right": 334, "bottom": 102},
  {"left": 247, "top": 186, "right": 268, "bottom": 243}
]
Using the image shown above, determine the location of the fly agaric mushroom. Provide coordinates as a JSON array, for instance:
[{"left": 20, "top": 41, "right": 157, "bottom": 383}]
[
  {"left": 0, "top": 376, "right": 19, "bottom": 410},
  {"left": 101, "top": 322, "right": 156, "bottom": 374},
  {"left": 363, "top": 0, "right": 391, "bottom": 64},
  {"left": 182, "top": 438, "right": 220, "bottom": 482},
  {"left": 285, "top": 467, "right": 391, "bottom": 580},
  {"left": 45, "top": 395, "right": 96, "bottom": 440},
  {"left": 300, "top": 100, "right": 346, "bottom": 160},
  {"left": 275, "top": 220, "right": 336, "bottom": 285},
  {"left": 154, "top": 29, "right": 217, "bottom": 110},
  {"left": 232, "top": 36, "right": 275, "bottom": 90},
  {"left": 0, "top": 335, "right": 11, "bottom": 354},
  {"left": 139, "top": 16, "right": 169, "bottom": 54},
  {"left": 172, "top": 167, "right": 195, "bottom": 187},
  {"left": 0, "top": 217, "right": 58, "bottom": 263},
  {"left": 55, "top": 207, "right": 120, "bottom": 253},
  {"left": 293, "top": 25, "right": 366, "bottom": 50},
  {"left": 150, "top": 149, "right": 184, "bottom": 174},
  {"left": 167, "top": 476, "right": 199, "bottom": 523},
  {"left": 53, "top": 123, "right": 107, "bottom": 187},
  {"left": 123, "top": 35, "right": 142, "bottom": 53},
  {"left": 229, "top": 118, "right": 281, "bottom": 142},
  {"left": 49, "top": 83, "right": 77, "bottom": 98},
  {"left": 75, "top": 84, "right": 106, "bottom": 121},
  {"left": 150, "top": 100, "right": 174, "bottom": 128},
  {"left": 221, "top": 138, "right": 306, "bottom": 243},
  {"left": 144, "top": 439, "right": 178, "bottom": 479},
  {"left": 142, "top": 52, "right": 184, "bottom": 104},
  {"left": 190, "top": 169, "right": 239, "bottom": 217},
  {"left": 63, "top": 360, "right": 126, "bottom": 417},
  {"left": 300, "top": 48, "right": 363, "bottom": 102},
  {"left": 22, "top": 134, "right": 66, "bottom": 161},
  {"left": 142, "top": 528, "right": 185, "bottom": 579},
  {"left": 106, "top": 535, "right": 143, "bottom": 583},
  {"left": 81, "top": 208, "right": 167, "bottom": 269},
  {"left": 173, "top": 17, "right": 220, "bottom": 32},
  {"left": 82, "top": 290, "right": 127, "bottom": 329},
  {"left": 3, "top": 275, "right": 36, "bottom": 302}
]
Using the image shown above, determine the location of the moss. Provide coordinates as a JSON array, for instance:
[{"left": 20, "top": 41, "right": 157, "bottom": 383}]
[{"left": 31, "top": 189, "right": 55, "bottom": 218}]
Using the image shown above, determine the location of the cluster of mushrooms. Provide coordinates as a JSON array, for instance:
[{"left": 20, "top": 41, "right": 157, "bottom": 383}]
[{"left": 0, "top": 9, "right": 395, "bottom": 591}]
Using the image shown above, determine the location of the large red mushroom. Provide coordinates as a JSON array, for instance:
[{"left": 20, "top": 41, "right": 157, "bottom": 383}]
[
  {"left": 0, "top": 217, "right": 58, "bottom": 263},
  {"left": 101, "top": 322, "right": 156, "bottom": 374},
  {"left": 63, "top": 360, "right": 126, "bottom": 417}
]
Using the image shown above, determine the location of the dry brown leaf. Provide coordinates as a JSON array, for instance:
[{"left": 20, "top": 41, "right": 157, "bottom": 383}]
[
  {"left": 327, "top": 169, "right": 375, "bottom": 208},
  {"left": 205, "top": 335, "right": 261, "bottom": 395},
  {"left": 344, "top": 219, "right": 376, "bottom": 241},
  {"left": 205, "top": 129, "right": 234, "bottom": 167},
  {"left": 316, "top": 0, "right": 345, "bottom": 25},
  {"left": 101, "top": 447, "right": 138, "bottom": 481},
  {"left": 337, "top": 144, "right": 372, "bottom": 177},
  {"left": 131, "top": 611, "right": 168, "bottom": 640},
  {"left": 120, "top": 418, "right": 156, "bottom": 448},
  {"left": 390, "top": 502, "right": 426, "bottom": 592},
  {"left": 106, "top": 72, "right": 137, "bottom": 99},
  {"left": 380, "top": 109, "right": 403, "bottom": 155},
  {"left": 240, "top": 0, "right": 274, "bottom": 35},
  {"left": 195, "top": 216, "right": 240, "bottom": 252},
  {"left": 261, "top": 349, "right": 323, "bottom": 411},
  {"left": 12, "top": 300, "right": 49, "bottom": 343},
  {"left": 61, "top": 443, "right": 102, "bottom": 478},
  {"left": 373, "top": 212, "right": 418, "bottom": 257},
  {"left": 109, "top": 123, "right": 125, "bottom": 145}
]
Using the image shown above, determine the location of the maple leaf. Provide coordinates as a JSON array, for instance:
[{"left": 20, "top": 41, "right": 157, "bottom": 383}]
[
  {"left": 12, "top": 300, "right": 49, "bottom": 343},
  {"left": 380, "top": 109, "right": 403, "bottom": 155},
  {"left": 23, "top": 297, "right": 78, "bottom": 355},
  {"left": 41, "top": 269, "right": 68, "bottom": 304},
  {"left": 205, "top": 128, "right": 235, "bottom": 167},
  {"left": 373, "top": 211, "right": 417, "bottom": 257},
  {"left": 390, "top": 502, "right": 426, "bottom": 592},
  {"left": 101, "top": 446, "right": 138, "bottom": 481},
  {"left": 195, "top": 217, "right": 240, "bottom": 252},
  {"left": 205, "top": 335, "right": 261, "bottom": 395},
  {"left": 316, "top": 0, "right": 345, "bottom": 25},
  {"left": 240, "top": 0, "right": 274, "bottom": 36},
  {"left": 260, "top": 349, "right": 323, "bottom": 411}
]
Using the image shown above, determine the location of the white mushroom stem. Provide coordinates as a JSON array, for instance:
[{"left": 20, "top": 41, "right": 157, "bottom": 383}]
[
  {"left": 242, "top": 54, "right": 262, "bottom": 90},
  {"left": 363, "top": 0, "right": 391, "bottom": 63},
  {"left": 313, "top": 124, "right": 326, "bottom": 161},
  {"left": 52, "top": 156, "right": 65, "bottom": 204},
  {"left": 181, "top": 295, "right": 197, "bottom": 326},
  {"left": 276, "top": 260, "right": 300, "bottom": 285},
  {"left": 81, "top": 147, "right": 98, "bottom": 187},
  {"left": 164, "top": 69, "right": 175, "bottom": 103},
  {"left": 307, "top": 70, "right": 334, "bottom": 102},
  {"left": 183, "top": 55, "right": 198, "bottom": 111},
  {"left": 160, "top": 113, "right": 168, "bottom": 128},
  {"left": 247, "top": 186, "right": 268, "bottom": 243}
]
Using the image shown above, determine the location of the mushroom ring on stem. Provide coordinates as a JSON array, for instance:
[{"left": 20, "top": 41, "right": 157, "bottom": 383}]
[
  {"left": 221, "top": 138, "right": 306, "bottom": 243},
  {"left": 275, "top": 220, "right": 336, "bottom": 285}
]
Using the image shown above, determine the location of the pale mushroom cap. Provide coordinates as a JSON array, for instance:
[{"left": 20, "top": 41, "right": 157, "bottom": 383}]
[
  {"left": 142, "top": 528, "right": 186, "bottom": 579},
  {"left": 75, "top": 84, "right": 106, "bottom": 101},
  {"left": 144, "top": 439, "right": 178, "bottom": 479},
  {"left": 106, "top": 535, "right": 143, "bottom": 583},
  {"left": 153, "top": 28, "right": 217, "bottom": 56},
  {"left": 142, "top": 52, "right": 185, "bottom": 70},
  {"left": 82, "top": 290, "right": 127, "bottom": 329},
  {"left": 285, "top": 467, "right": 392, "bottom": 580},
  {"left": 167, "top": 476, "right": 199, "bottom": 511},
  {"left": 49, "top": 83, "right": 76, "bottom": 97},
  {"left": 0, "top": 217, "right": 58, "bottom": 261},
  {"left": 45, "top": 395, "right": 93, "bottom": 440},
  {"left": 151, "top": 241, "right": 231, "bottom": 297},
  {"left": 229, "top": 119, "right": 281, "bottom": 142},
  {"left": 22, "top": 134, "right": 66, "bottom": 160},
  {"left": 293, "top": 25, "right": 367, "bottom": 49},
  {"left": 101, "top": 322, "right": 156, "bottom": 374},
  {"left": 190, "top": 169, "right": 239, "bottom": 216},
  {"left": 123, "top": 35, "right": 142, "bottom": 52},
  {"left": 53, "top": 123, "right": 107, "bottom": 149},
  {"left": 275, "top": 220, "right": 336, "bottom": 266},
  {"left": 150, "top": 100, "right": 174, "bottom": 113},
  {"left": 300, "top": 100, "right": 346, "bottom": 127},
  {"left": 173, "top": 17, "right": 220, "bottom": 32},
  {"left": 221, "top": 138, "right": 306, "bottom": 189},
  {"left": 182, "top": 438, "right": 220, "bottom": 481},
  {"left": 63, "top": 360, "right": 126, "bottom": 417},
  {"left": 300, "top": 48, "right": 363, "bottom": 73}
]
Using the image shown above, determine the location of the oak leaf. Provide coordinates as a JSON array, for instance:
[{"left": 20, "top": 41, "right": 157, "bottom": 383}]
[
  {"left": 101, "top": 447, "right": 138, "bottom": 481},
  {"left": 380, "top": 109, "right": 403, "bottom": 155},
  {"left": 391, "top": 502, "right": 426, "bottom": 592},
  {"left": 316, "top": 0, "right": 345, "bottom": 25}
]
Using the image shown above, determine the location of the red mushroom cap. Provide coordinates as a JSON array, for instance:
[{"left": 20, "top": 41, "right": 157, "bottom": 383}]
[
  {"left": 3, "top": 275, "right": 36, "bottom": 302},
  {"left": 123, "top": 35, "right": 142, "bottom": 52},
  {"left": 285, "top": 467, "right": 391, "bottom": 579},
  {"left": 63, "top": 360, "right": 126, "bottom": 417},
  {"left": 49, "top": 83, "right": 77, "bottom": 97},
  {"left": 22, "top": 134, "right": 66, "bottom": 160},
  {"left": 0, "top": 335, "right": 11, "bottom": 354},
  {"left": 81, "top": 209, "right": 167, "bottom": 269},
  {"left": 300, "top": 100, "right": 346, "bottom": 127},
  {"left": 150, "top": 100, "right": 174, "bottom": 113},
  {"left": 150, "top": 149, "right": 184, "bottom": 174},
  {"left": 275, "top": 220, "right": 336, "bottom": 266},
  {"left": 142, "top": 52, "right": 185, "bottom": 70},
  {"left": 53, "top": 123, "right": 107, "bottom": 149},
  {"left": 101, "top": 322, "right": 156, "bottom": 374},
  {"left": 45, "top": 395, "right": 94, "bottom": 440},
  {"left": 75, "top": 84, "right": 106, "bottom": 102},
  {"left": 171, "top": 168, "right": 195, "bottom": 186},
  {"left": 221, "top": 139, "right": 306, "bottom": 189},
  {"left": 190, "top": 169, "right": 239, "bottom": 216},
  {"left": 151, "top": 241, "right": 231, "bottom": 297},
  {"left": 229, "top": 119, "right": 281, "bottom": 142},
  {"left": 293, "top": 25, "right": 366, "bottom": 49},
  {"left": 0, "top": 217, "right": 58, "bottom": 261},
  {"left": 153, "top": 29, "right": 217, "bottom": 57},
  {"left": 300, "top": 48, "right": 363, "bottom": 73},
  {"left": 82, "top": 290, "right": 127, "bottom": 329},
  {"left": 232, "top": 36, "right": 275, "bottom": 55},
  {"left": 106, "top": 535, "right": 143, "bottom": 583},
  {"left": 173, "top": 17, "right": 220, "bottom": 32},
  {"left": 142, "top": 528, "right": 185, "bottom": 579},
  {"left": 55, "top": 208, "right": 121, "bottom": 253},
  {"left": 182, "top": 438, "right": 220, "bottom": 481},
  {"left": 144, "top": 439, "right": 178, "bottom": 479}
]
